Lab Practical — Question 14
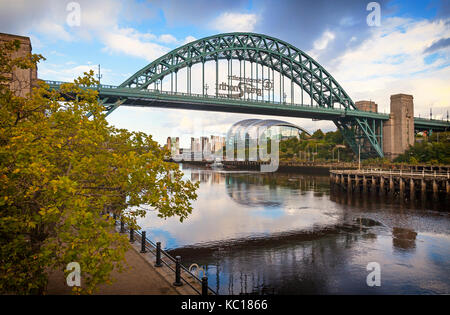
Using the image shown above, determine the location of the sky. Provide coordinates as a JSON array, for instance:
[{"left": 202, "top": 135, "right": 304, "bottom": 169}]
[{"left": 1, "top": 0, "right": 449, "bottom": 147}]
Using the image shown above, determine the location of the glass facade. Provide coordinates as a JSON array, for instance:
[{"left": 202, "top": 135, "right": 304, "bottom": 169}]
[{"left": 227, "top": 119, "right": 309, "bottom": 144}]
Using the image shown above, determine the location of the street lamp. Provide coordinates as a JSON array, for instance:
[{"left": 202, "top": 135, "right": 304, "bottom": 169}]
[
  {"left": 204, "top": 83, "right": 209, "bottom": 96},
  {"left": 96, "top": 64, "right": 102, "bottom": 90}
]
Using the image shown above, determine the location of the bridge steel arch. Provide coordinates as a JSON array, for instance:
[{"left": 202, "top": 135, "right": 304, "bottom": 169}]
[
  {"left": 120, "top": 32, "right": 354, "bottom": 110},
  {"left": 118, "top": 33, "right": 383, "bottom": 158}
]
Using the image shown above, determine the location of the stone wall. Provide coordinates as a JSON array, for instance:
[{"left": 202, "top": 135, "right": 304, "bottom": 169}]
[{"left": 0, "top": 32, "right": 37, "bottom": 97}]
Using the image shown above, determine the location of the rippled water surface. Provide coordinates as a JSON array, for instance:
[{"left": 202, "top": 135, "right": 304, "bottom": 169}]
[{"left": 137, "top": 165, "right": 450, "bottom": 294}]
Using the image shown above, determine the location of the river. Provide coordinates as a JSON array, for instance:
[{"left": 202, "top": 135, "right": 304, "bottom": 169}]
[{"left": 137, "top": 165, "right": 450, "bottom": 294}]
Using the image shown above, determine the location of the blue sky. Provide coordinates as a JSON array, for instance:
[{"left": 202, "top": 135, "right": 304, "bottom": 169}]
[{"left": 1, "top": 0, "right": 449, "bottom": 146}]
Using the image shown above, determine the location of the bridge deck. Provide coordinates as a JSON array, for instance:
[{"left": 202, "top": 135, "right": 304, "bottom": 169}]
[
  {"left": 45, "top": 80, "right": 388, "bottom": 120},
  {"left": 44, "top": 80, "right": 450, "bottom": 130}
]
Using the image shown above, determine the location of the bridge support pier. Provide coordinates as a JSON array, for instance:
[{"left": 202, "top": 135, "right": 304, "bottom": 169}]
[
  {"left": 410, "top": 178, "right": 415, "bottom": 200},
  {"left": 383, "top": 94, "right": 414, "bottom": 160}
]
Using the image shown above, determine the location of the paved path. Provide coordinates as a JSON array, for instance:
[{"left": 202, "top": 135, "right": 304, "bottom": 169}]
[{"left": 46, "top": 246, "right": 180, "bottom": 295}]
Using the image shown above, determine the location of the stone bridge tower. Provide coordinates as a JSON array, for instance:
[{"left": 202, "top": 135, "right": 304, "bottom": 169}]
[
  {"left": 355, "top": 95, "right": 415, "bottom": 160},
  {"left": 382, "top": 94, "right": 414, "bottom": 159}
]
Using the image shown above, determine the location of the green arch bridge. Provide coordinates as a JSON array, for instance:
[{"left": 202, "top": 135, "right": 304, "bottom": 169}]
[{"left": 44, "top": 32, "right": 450, "bottom": 159}]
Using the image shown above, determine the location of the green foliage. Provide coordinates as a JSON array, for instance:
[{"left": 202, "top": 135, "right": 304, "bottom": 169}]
[
  {"left": 0, "top": 41, "right": 198, "bottom": 294},
  {"left": 311, "top": 129, "right": 325, "bottom": 140},
  {"left": 394, "top": 133, "right": 450, "bottom": 164},
  {"left": 361, "top": 157, "right": 391, "bottom": 166},
  {"left": 279, "top": 129, "right": 353, "bottom": 162}
]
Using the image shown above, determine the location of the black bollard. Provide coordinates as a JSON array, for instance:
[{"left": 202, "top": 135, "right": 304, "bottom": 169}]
[
  {"left": 173, "top": 256, "right": 183, "bottom": 286},
  {"left": 129, "top": 228, "right": 134, "bottom": 243},
  {"left": 155, "top": 242, "right": 162, "bottom": 267},
  {"left": 120, "top": 220, "right": 125, "bottom": 233},
  {"left": 202, "top": 277, "right": 208, "bottom": 296},
  {"left": 140, "top": 231, "right": 147, "bottom": 253}
]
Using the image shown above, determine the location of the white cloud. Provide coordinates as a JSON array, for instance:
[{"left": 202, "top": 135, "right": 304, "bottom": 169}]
[
  {"left": 313, "top": 31, "right": 335, "bottom": 50},
  {"left": 329, "top": 17, "right": 450, "bottom": 116},
  {"left": 158, "top": 34, "right": 178, "bottom": 44},
  {"left": 182, "top": 35, "right": 197, "bottom": 45},
  {"left": 0, "top": 0, "right": 183, "bottom": 63},
  {"left": 101, "top": 27, "right": 170, "bottom": 61},
  {"left": 210, "top": 12, "right": 259, "bottom": 32},
  {"left": 39, "top": 63, "right": 99, "bottom": 82}
]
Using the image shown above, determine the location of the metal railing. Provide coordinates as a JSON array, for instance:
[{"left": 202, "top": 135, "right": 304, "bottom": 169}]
[
  {"left": 43, "top": 80, "right": 382, "bottom": 115},
  {"left": 114, "top": 218, "right": 217, "bottom": 295},
  {"left": 331, "top": 168, "right": 450, "bottom": 179},
  {"left": 43, "top": 80, "right": 450, "bottom": 124}
]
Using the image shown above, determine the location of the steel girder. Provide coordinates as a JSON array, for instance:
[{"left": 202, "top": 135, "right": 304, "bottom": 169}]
[
  {"left": 334, "top": 117, "right": 384, "bottom": 158},
  {"left": 120, "top": 32, "right": 356, "bottom": 111},
  {"left": 116, "top": 33, "right": 386, "bottom": 157}
]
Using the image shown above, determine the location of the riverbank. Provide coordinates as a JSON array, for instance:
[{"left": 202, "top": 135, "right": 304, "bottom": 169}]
[{"left": 46, "top": 244, "right": 181, "bottom": 295}]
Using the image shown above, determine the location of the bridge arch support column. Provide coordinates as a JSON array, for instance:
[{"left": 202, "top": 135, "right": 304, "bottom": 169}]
[{"left": 383, "top": 94, "right": 414, "bottom": 160}]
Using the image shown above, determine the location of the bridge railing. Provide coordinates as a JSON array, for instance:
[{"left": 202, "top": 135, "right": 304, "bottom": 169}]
[
  {"left": 43, "top": 80, "right": 352, "bottom": 111},
  {"left": 43, "top": 80, "right": 450, "bottom": 124}
]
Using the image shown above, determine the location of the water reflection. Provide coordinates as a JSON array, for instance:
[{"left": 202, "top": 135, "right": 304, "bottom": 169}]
[
  {"left": 137, "top": 166, "right": 450, "bottom": 294},
  {"left": 392, "top": 227, "right": 417, "bottom": 251}
]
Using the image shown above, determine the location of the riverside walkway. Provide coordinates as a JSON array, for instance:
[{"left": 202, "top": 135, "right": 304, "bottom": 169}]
[
  {"left": 46, "top": 244, "right": 180, "bottom": 295},
  {"left": 46, "top": 223, "right": 214, "bottom": 295}
]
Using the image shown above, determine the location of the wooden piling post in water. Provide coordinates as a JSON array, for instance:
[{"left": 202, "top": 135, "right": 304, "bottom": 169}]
[
  {"left": 410, "top": 178, "right": 415, "bottom": 200},
  {"left": 363, "top": 176, "right": 367, "bottom": 193},
  {"left": 380, "top": 176, "right": 385, "bottom": 195},
  {"left": 421, "top": 179, "right": 426, "bottom": 194},
  {"left": 433, "top": 180, "right": 439, "bottom": 199},
  {"left": 371, "top": 176, "right": 376, "bottom": 194},
  {"left": 399, "top": 178, "right": 405, "bottom": 197},
  {"left": 355, "top": 175, "right": 359, "bottom": 193}
]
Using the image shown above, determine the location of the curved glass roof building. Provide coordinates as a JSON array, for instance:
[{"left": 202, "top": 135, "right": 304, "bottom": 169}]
[
  {"left": 226, "top": 119, "right": 310, "bottom": 161},
  {"left": 227, "top": 119, "right": 310, "bottom": 143}
]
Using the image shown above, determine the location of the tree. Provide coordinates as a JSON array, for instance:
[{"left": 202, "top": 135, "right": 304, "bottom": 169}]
[
  {"left": 311, "top": 129, "right": 325, "bottom": 140},
  {"left": 394, "top": 132, "right": 450, "bottom": 164},
  {"left": 0, "top": 40, "right": 198, "bottom": 294}
]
